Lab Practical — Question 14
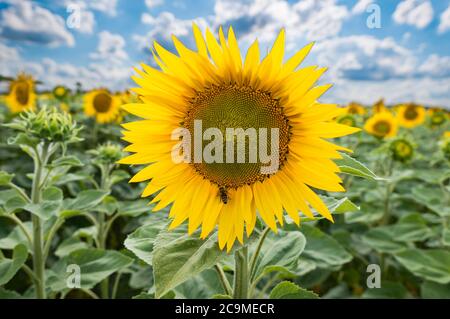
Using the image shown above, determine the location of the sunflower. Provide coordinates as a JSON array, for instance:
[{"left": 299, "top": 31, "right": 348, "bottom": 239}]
[
  {"left": 428, "top": 108, "right": 447, "bottom": 126},
  {"left": 84, "top": 89, "right": 121, "bottom": 123},
  {"left": 373, "top": 99, "right": 387, "bottom": 114},
  {"left": 390, "top": 138, "right": 414, "bottom": 162},
  {"left": 120, "top": 25, "right": 359, "bottom": 251},
  {"left": 345, "top": 102, "right": 365, "bottom": 115},
  {"left": 337, "top": 114, "right": 357, "bottom": 127},
  {"left": 364, "top": 111, "right": 398, "bottom": 138},
  {"left": 396, "top": 103, "right": 426, "bottom": 128},
  {"left": 53, "top": 85, "right": 69, "bottom": 100},
  {"left": 5, "top": 73, "right": 36, "bottom": 113}
]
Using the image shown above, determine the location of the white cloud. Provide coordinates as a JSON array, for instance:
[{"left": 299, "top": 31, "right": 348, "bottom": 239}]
[
  {"left": 135, "top": 11, "right": 208, "bottom": 50},
  {"left": 0, "top": 42, "right": 132, "bottom": 91},
  {"left": 145, "top": 0, "right": 164, "bottom": 9},
  {"left": 351, "top": 0, "right": 373, "bottom": 15},
  {"left": 313, "top": 35, "right": 450, "bottom": 107},
  {"left": 90, "top": 31, "right": 128, "bottom": 63},
  {"left": 324, "top": 77, "right": 450, "bottom": 108},
  {"left": 393, "top": 0, "right": 434, "bottom": 29},
  {"left": 65, "top": 0, "right": 118, "bottom": 17},
  {"left": 315, "top": 35, "right": 417, "bottom": 81},
  {"left": 418, "top": 54, "right": 450, "bottom": 77},
  {"left": 0, "top": 1, "right": 75, "bottom": 47},
  {"left": 438, "top": 4, "right": 450, "bottom": 34},
  {"left": 75, "top": 9, "right": 95, "bottom": 34},
  {"left": 213, "top": 0, "right": 349, "bottom": 47}
]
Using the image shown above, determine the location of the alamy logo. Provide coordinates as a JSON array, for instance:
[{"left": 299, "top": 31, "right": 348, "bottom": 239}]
[{"left": 171, "top": 120, "right": 281, "bottom": 174}]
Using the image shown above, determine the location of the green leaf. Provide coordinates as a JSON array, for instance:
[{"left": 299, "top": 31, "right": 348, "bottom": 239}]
[
  {"left": 253, "top": 231, "right": 306, "bottom": 280},
  {"left": 443, "top": 228, "right": 450, "bottom": 247},
  {"left": 118, "top": 199, "right": 152, "bottom": 217},
  {"left": 54, "top": 237, "right": 89, "bottom": 258},
  {"left": 132, "top": 291, "right": 175, "bottom": 299},
  {"left": 212, "top": 294, "right": 232, "bottom": 299},
  {"left": 410, "top": 186, "right": 450, "bottom": 216},
  {"left": 362, "top": 228, "right": 408, "bottom": 253},
  {"left": 96, "top": 196, "right": 118, "bottom": 216},
  {"left": 24, "top": 187, "right": 63, "bottom": 220},
  {"left": 0, "top": 189, "right": 22, "bottom": 206},
  {"left": 152, "top": 226, "right": 230, "bottom": 298},
  {"left": 421, "top": 281, "right": 450, "bottom": 299},
  {"left": 395, "top": 249, "right": 450, "bottom": 284},
  {"left": 7, "top": 132, "right": 39, "bottom": 148},
  {"left": 362, "top": 281, "right": 410, "bottom": 299},
  {"left": 269, "top": 281, "right": 318, "bottom": 299},
  {"left": 51, "top": 249, "right": 133, "bottom": 290},
  {"left": 0, "top": 222, "right": 31, "bottom": 251},
  {"left": 335, "top": 153, "right": 381, "bottom": 181},
  {"left": 50, "top": 155, "right": 83, "bottom": 168},
  {"left": 175, "top": 269, "right": 223, "bottom": 298},
  {"left": 110, "top": 170, "right": 130, "bottom": 186},
  {"left": 124, "top": 219, "right": 168, "bottom": 265},
  {"left": 0, "top": 244, "right": 28, "bottom": 285},
  {"left": 5, "top": 195, "right": 28, "bottom": 214},
  {"left": 0, "top": 171, "right": 14, "bottom": 185},
  {"left": 63, "top": 190, "right": 109, "bottom": 211},
  {"left": 0, "top": 287, "right": 22, "bottom": 299},
  {"left": 300, "top": 224, "right": 352, "bottom": 268}
]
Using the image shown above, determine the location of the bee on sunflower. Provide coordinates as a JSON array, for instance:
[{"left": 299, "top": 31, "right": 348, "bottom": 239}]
[
  {"left": 5, "top": 73, "right": 36, "bottom": 113},
  {"left": 396, "top": 103, "right": 426, "bottom": 128},
  {"left": 84, "top": 89, "right": 121, "bottom": 123},
  {"left": 119, "top": 25, "right": 359, "bottom": 251},
  {"left": 364, "top": 111, "right": 398, "bottom": 139},
  {"left": 345, "top": 102, "right": 365, "bottom": 115}
]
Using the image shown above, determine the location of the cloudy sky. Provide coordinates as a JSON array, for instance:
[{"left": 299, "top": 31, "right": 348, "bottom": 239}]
[{"left": 1, "top": 0, "right": 450, "bottom": 107}]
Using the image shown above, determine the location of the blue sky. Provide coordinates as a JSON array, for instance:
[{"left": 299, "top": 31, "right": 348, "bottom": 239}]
[{"left": 1, "top": 0, "right": 450, "bottom": 107}]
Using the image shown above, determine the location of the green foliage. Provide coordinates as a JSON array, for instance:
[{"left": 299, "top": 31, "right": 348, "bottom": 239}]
[{"left": 0, "top": 99, "right": 449, "bottom": 300}]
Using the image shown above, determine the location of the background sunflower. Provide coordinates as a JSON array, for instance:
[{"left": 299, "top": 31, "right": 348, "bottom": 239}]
[
  {"left": 364, "top": 111, "right": 398, "bottom": 138},
  {"left": 5, "top": 73, "right": 36, "bottom": 113},
  {"left": 397, "top": 103, "right": 426, "bottom": 128},
  {"left": 84, "top": 89, "right": 121, "bottom": 123}
]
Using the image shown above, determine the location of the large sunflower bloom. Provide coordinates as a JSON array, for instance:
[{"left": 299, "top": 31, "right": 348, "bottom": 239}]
[
  {"left": 396, "top": 103, "right": 426, "bottom": 128},
  {"left": 364, "top": 111, "right": 398, "bottom": 138},
  {"left": 5, "top": 73, "right": 36, "bottom": 113},
  {"left": 120, "top": 25, "right": 359, "bottom": 251},
  {"left": 84, "top": 89, "right": 121, "bottom": 123}
]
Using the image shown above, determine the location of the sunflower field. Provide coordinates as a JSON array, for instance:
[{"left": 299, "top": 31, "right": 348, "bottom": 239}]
[{"left": 1, "top": 26, "right": 450, "bottom": 301}]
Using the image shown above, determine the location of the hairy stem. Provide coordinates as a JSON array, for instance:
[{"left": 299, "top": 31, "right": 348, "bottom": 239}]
[
  {"left": 31, "top": 142, "right": 49, "bottom": 299},
  {"left": 233, "top": 245, "right": 249, "bottom": 299}
]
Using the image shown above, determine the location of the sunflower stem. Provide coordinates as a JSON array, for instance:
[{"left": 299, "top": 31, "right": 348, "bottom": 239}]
[
  {"left": 31, "top": 142, "right": 49, "bottom": 299},
  {"left": 98, "top": 164, "right": 110, "bottom": 299},
  {"left": 214, "top": 265, "right": 232, "bottom": 296},
  {"left": 249, "top": 227, "right": 270, "bottom": 281},
  {"left": 233, "top": 245, "right": 249, "bottom": 299}
]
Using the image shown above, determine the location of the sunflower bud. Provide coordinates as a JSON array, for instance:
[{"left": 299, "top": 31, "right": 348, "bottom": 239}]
[
  {"left": 389, "top": 138, "right": 414, "bottom": 163},
  {"left": 6, "top": 106, "right": 82, "bottom": 144},
  {"left": 90, "top": 142, "right": 123, "bottom": 165}
]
